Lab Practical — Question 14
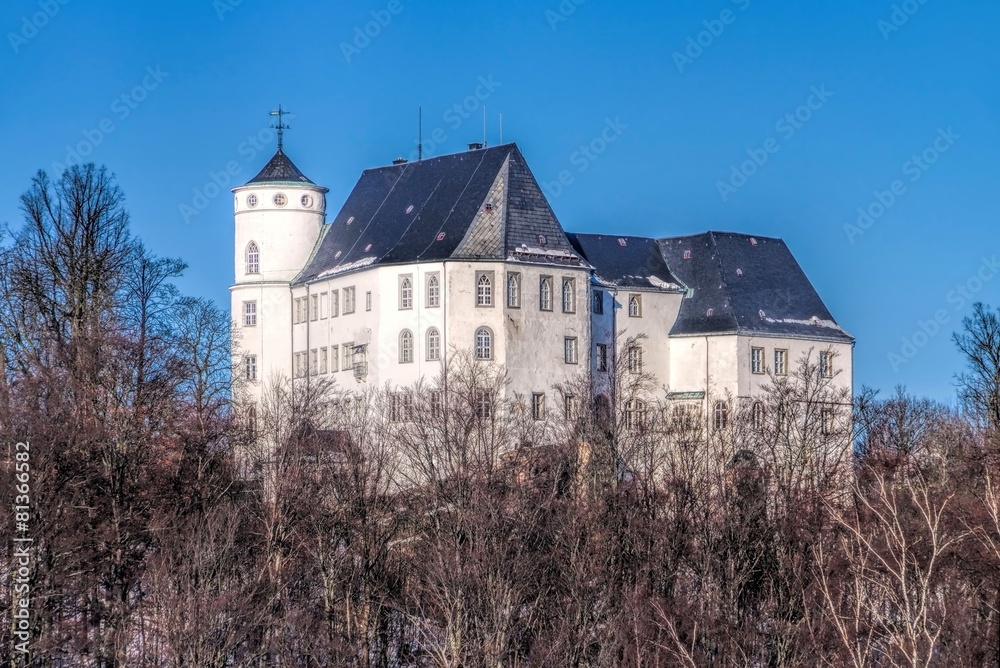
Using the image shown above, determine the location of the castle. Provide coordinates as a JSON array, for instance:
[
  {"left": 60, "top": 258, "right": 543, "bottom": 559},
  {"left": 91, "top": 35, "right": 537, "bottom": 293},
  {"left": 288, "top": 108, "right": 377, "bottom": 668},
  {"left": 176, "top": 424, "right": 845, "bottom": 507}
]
[{"left": 230, "top": 137, "right": 854, "bottom": 428}]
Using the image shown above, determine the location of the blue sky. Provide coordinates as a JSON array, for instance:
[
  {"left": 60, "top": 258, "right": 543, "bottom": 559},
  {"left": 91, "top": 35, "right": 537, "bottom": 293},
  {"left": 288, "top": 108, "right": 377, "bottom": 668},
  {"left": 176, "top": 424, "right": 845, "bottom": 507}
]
[{"left": 1, "top": 0, "right": 997, "bottom": 402}]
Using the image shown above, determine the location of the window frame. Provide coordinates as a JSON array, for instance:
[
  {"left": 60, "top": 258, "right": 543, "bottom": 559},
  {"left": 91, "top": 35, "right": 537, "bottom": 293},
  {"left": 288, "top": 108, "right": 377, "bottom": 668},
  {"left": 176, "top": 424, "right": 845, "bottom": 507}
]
[
  {"left": 774, "top": 349, "right": 788, "bottom": 376},
  {"left": 475, "top": 326, "right": 494, "bottom": 361},
  {"left": 627, "top": 346, "right": 643, "bottom": 374},
  {"left": 714, "top": 400, "right": 730, "bottom": 430},
  {"left": 399, "top": 330, "right": 414, "bottom": 364},
  {"left": 244, "top": 354, "right": 257, "bottom": 382},
  {"left": 245, "top": 241, "right": 260, "bottom": 275},
  {"left": 628, "top": 294, "right": 642, "bottom": 318},
  {"left": 331, "top": 290, "right": 340, "bottom": 317},
  {"left": 564, "top": 337, "right": 578, "bottom": 365},
  {"left": 751, "top": 347, "right": 765, "bottom": 375},
  {"left": 820, "top": 351, "right": 834, "bottom": 378},
  {"left": 562, "top": 277, "right": 576, "bottom": 313},
  {"left": 426, "top": 273, "right": 441, "bottom": 308},
  {"left": 507, "top": 272, "right": 521, "bottom": 309},
  {"left": 532, "top": 393, "right": 545, "bottom": 420},
  {"left": 343, "top": 287, "right": 356, "bottom": 314},
  {"left": 593, "top": 290, "right": 604, "bottom": 315},
  {"left": 597, "top": 343, "right": 609, "bottom": 372},
  {"left": 539, "top": 276, "right": 553, "bottom": 311},
  {"left": 399, "top": 275, "right": 414, "bottom": 310},
  {"left": 243, "top": 300, "right": 257, "bottom": 327},
  {"left": 426, "top": 327, "right": 441, "bottom": 361},
  {"left": 476, "top": 271, "right": 495, "bottom": 308}
]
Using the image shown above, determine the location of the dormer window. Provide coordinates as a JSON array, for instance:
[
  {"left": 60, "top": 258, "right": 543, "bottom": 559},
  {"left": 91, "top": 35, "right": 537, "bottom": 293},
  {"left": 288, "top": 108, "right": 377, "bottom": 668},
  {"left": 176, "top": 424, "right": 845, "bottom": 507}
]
[{"left": 683, "top": 250, "right": 691, "bottom": 260}]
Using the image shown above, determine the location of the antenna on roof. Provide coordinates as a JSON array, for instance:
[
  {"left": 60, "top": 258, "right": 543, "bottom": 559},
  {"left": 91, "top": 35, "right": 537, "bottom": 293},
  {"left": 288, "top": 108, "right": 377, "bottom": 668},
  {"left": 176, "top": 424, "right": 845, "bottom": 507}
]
[
  {"left": 270, "top": 105, "right": 290, "bottom": 151},
  {"left": 418, "top": 106, "right": 423, "bottom": 161},
  {"left": 483, "top": 106, "right": 487, "bottom": 148}
]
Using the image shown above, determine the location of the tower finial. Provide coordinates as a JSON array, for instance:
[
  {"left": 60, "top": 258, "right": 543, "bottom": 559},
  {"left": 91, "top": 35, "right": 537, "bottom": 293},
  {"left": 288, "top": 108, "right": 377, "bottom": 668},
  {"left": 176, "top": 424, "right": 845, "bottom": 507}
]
[{"left": 269, "top": 105, "right": 291, "bottom": 151}]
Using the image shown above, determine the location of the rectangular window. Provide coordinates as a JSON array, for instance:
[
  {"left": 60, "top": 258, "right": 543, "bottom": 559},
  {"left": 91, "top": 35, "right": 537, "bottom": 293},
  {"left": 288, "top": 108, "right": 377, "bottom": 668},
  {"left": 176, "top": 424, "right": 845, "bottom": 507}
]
[
  {"left": 628, "top": 346, "right": 643, "bottom": 374},
  {"left": 562, "top": 278, "right": 576, "bottom": 313},
  {"left": 430, "top": 390, "right": 442, "bottom": 418},
  {"left": 311, "top": 295, "right": 318, "bottom": 321},
  {"left": 343, "top": 342, "right": 354, "bottom": 370},
  {"left": 320, "top": 347, "right": 328, "bottom": 374},
  {"left": 507, "top": 272, "right": 521, "bottom": 308},
  {"left": 244, "top": 301, "right": 257, "bottom": 327},
  {"left": 626, "top": 400, "right": 647, "bottom": 432},
  {"left": 593, "top": 290, "right": 604, "bottom": 315},
  {"left": 476, "top": 390, "right": 492, "bottom": 419},
  {"left": 343, "top": 288, "right": 356, "bottom": 314},
  {"left": 751, "top": 347, "right": 764, "bottom": 375},
  {"left": 564, "top": 395, "right": 577, "bottom": 421},
  {"left": 320, "top": 292, "right": 327, "bottom": 319},
  {"left": 532, "top": 393, "right": 545, "bottom": 420},
  {"left": 539, "top": 276, "right": 553, "bottom": 311},
  {"left": 331, "top": 345, "right": 339, "bottom": 372},
  {"left": 352, "top": 344, "right": 367, "bottom": 375},
  {"left": 366, "top": 291, "right": 372, "bottom": 311},
  {"left": 244, "top": 354, "right": 257, "bottom": 381},
  {"left": 331, "top": 291, "right": 340, "bottom": 317},
  {"left": 820, "top": 351, "right": 834, "bottom": 378},
  {"left": 775, "top": 349, "right": 788, "bottom": 376},
  {"left": 822, "top": 407, "right": 835, "bottom": 435},
  {"left": 293, "top": 352, "right": 302, "bottom": 378},
  {"left": 564, "top": 337, "right": 578, "bottom": 364},
  {"left": 597, "top": 343, "right": 608, "bottom": 372},
  {"left": 310, "top": 349, "right": 318, "bottom": 376},
  {"left": 391, "top": 393, "right": 414, "bottom": 422}
]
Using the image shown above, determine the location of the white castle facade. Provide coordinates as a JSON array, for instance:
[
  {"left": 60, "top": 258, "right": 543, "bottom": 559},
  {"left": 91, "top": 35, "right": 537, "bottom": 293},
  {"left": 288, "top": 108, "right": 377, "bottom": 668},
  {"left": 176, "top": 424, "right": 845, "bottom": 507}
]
[{"left": 230, "top": 141, "right": 854, "bottom": 429}]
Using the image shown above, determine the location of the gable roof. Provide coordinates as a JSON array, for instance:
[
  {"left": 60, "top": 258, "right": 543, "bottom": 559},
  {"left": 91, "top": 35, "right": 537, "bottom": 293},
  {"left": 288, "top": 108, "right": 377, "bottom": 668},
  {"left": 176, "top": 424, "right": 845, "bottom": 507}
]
[
  {"left": 566, "top": 233, "right": 683, "bottom": 291},
  {"left": 657, "top": 232, "right": 852, "bottom": 342},
  {"left": 295, "top": 144, "right": 584, "bottom": 284},
  {"left": 246, "top": 149, "right": 315, "bottom": 186}
]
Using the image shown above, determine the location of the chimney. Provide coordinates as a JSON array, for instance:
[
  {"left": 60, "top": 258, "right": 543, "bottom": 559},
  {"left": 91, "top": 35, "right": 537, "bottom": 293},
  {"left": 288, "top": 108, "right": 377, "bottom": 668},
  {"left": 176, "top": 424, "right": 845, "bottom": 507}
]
[
  {"left": 392, "top": 157, "right": 408, "bottom": 165},
  {"left": 468, "top": 142, "right": 484, "bottom": 151}
]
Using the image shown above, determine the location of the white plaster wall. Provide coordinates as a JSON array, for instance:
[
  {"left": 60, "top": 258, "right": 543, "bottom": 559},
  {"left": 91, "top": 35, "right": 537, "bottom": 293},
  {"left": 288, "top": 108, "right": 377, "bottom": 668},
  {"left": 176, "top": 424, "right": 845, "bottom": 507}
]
[{"left": 738, "top": 335, "right": 854, "bottom": 398}]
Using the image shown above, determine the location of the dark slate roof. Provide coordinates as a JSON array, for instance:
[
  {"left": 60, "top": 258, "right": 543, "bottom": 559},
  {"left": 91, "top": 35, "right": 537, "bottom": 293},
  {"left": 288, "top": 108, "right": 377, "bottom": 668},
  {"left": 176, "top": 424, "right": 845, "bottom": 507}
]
[
  {"left": 566, "top": 233, "right": 683, "bottom": 291},
  {"left": 657, "top": 232, "right": 852, "bottom": 342},
  {"left": 295, "top": 144, "right": 583, "bottom": 284},
  {"left": 245, "top": 149, "right": 315, "bottom": 185}
]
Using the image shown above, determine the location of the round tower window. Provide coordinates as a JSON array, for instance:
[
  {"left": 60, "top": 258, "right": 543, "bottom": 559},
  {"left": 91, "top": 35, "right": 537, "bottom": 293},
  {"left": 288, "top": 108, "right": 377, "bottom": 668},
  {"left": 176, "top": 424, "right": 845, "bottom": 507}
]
[
  {"left": 247, "top": 194, "right": 258, "bottom": 208},
  {"left": 273, "top": 193, "right": 287, "bottom": 207},
  {"left": 301, "top": 194, "right": 313, "bottom": 208}
]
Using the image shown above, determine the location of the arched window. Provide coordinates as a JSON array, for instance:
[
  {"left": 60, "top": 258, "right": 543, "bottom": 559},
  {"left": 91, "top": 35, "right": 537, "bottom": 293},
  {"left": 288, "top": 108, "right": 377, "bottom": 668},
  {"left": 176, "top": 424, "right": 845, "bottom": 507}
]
[
  {"left": 427, "top": 274, "right": 440, "bottom": 307},
  {"left": 507, "top": 273, "right": 520, "bottom": 308},
  {"left": 475, "top": 327, "right": 493, "bottom": 360},
  {"left": 400, "top": 277, "right": 413, "bottom": 310},
  {"left": 477, "top": 274, "right": 492, "bottom": 306},
  {"left": 427, "top": 328, "right": 441, "bottom": 361},
  {"left": 562, "top": 279, "right": 575, "bottom": 313},
  {"left": 539, "top": 277, "right": 552, "bottom": 311},
  {"left": 628, "top": 295, "right": 641, "bottom": 317},
  {"left": 246, "top": 241, "right": 260, "bottom": 274},
  {"left": 714, "top": 400, "right": 729, "bottom": 430},
  {"left": 751, "top": 401, "right": 765, "bottom": 429},
  {"left": 399, "top": 330, "right": 413, "bottom": 364}
]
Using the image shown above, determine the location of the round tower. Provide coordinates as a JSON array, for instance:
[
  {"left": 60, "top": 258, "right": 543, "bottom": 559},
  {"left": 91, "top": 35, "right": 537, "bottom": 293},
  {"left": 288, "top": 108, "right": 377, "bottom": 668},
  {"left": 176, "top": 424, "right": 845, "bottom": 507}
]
[{"left": 231, "top": 145, "right": 328, "bottom": 398}]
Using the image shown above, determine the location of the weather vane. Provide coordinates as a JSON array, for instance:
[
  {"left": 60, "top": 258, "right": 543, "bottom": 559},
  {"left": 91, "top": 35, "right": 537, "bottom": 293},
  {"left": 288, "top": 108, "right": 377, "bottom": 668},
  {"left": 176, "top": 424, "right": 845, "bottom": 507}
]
[{"left": 270, "top": 105, "right": 291, "bottom": 151}]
